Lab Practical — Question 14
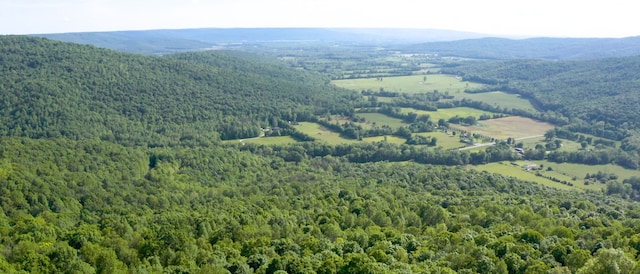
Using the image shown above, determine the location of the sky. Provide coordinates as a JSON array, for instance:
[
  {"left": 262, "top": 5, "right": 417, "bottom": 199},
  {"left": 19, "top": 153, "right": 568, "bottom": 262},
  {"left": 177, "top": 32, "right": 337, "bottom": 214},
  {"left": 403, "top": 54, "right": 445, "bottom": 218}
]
[{"left": 1, "top": 0, "right": 638, "bottom": 38}]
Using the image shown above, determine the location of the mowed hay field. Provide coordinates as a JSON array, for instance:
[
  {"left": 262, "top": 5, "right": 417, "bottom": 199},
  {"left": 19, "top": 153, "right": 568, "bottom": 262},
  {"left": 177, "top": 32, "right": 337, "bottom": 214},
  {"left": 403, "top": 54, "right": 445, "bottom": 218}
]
[
  {"left": 456, "top": 116, "right": 555, "bottom": 140},
  {"left": 332, "top": 74, "right": 484, "bottom": 94}
]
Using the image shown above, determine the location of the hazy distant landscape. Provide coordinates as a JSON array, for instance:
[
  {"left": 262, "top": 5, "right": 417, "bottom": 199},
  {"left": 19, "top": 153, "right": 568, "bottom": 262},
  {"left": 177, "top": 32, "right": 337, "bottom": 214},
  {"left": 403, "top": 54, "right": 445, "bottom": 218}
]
[{"left": 3, "top": 27, "right": 640, "bottom": 273}]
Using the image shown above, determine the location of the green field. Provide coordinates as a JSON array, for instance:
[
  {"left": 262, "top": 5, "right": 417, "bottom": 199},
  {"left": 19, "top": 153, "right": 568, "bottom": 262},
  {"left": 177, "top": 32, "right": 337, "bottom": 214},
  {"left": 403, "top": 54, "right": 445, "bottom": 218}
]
[
  {"left": 455, "top": 116, "right": 555, "bottom": 140},
  {"left": 415, "top": 131, "right": 467, "bottom": 150},
  {"left": 356, "top": 113, "right": 406, "bottom": 128},
  {"left": 399, "top": 107, "right": 495, "bottom": 121},
  {"left": 332, "top": 74, "right": 484, "bottom": 94},
  {"left": 296, "top": 122, "right": 360, "bottom": 145}
]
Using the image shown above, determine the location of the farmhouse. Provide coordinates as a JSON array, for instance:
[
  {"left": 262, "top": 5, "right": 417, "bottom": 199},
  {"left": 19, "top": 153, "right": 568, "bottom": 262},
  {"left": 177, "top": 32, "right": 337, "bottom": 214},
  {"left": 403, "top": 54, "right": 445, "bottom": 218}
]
[{"left": 523, "top": 164, "right": 539, "bottom": 171}]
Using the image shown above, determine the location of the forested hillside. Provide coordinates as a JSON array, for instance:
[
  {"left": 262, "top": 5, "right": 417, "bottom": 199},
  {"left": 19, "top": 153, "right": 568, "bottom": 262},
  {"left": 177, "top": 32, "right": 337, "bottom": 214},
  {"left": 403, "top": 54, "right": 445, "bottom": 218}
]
[
  {"left": 444, "top": 56, "right": 640, "bottom": 136},
  {"left": 0, "top": 36, "right": 355, "bottom": 146}
]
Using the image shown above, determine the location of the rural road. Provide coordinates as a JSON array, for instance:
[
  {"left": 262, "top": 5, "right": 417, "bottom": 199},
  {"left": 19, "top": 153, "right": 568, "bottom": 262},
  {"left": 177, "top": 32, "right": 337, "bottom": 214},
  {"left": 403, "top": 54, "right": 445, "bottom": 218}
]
[{"left": 458, "top": 135, "right": 544, "bottom": 151}]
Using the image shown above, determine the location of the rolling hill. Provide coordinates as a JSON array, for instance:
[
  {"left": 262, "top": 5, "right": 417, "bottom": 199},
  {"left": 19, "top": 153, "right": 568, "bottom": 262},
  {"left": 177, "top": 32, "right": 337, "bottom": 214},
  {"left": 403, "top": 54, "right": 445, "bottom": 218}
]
[{"left": 0, "top": 35, "right": 354, "bottom": 146}]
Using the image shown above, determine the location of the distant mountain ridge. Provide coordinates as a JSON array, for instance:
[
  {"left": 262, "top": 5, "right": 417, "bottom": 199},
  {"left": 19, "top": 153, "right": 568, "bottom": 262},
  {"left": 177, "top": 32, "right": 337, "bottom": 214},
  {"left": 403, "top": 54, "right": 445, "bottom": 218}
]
[
  {"left": 34, "top": 28, "right": 488, "bottom": 54},
  {"left": 35, "top": 28, "right": 640, "bottom": 60},
  {"left": 403, "top": 36, "right": 640, "bottom": 60}
]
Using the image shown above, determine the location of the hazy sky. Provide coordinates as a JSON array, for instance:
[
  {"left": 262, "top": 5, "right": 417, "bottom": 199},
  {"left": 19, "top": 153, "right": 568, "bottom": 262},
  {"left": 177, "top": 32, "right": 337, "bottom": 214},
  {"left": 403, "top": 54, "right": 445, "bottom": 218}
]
[{"left": 1, "top": 0, "right": 637, "bottom": 37}]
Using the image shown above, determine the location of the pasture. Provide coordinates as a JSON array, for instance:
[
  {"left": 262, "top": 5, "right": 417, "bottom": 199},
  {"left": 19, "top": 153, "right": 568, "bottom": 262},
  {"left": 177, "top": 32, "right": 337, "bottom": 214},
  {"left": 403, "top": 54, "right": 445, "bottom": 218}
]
[
  {"left": 455, "top": 116, "right": 555, "bottom": 140},
  {"left": 332, "top": 74, "right": 484, "bottom": 94}
]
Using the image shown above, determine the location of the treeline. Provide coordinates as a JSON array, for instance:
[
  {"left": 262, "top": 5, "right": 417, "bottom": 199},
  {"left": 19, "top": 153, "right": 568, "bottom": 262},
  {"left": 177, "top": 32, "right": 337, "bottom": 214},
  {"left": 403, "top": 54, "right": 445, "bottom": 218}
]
[
  {"left": 546, "top": 149, "right": 639, "bottom": 169},
  {"left": 234, "top": 141, "right": 518, "bottom": 165}
]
